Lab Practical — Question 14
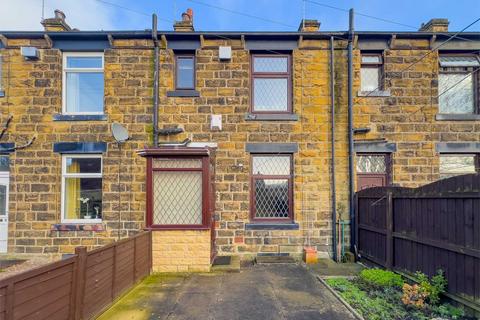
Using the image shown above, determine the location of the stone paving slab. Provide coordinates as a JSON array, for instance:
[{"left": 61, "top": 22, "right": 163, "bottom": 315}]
[{"left": 99, "top": 263, "right": 356, "bottom": 320}]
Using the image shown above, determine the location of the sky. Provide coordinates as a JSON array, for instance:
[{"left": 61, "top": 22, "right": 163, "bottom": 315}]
[{"left": 0, "top": 0, "right": 479, "bottom": 32}]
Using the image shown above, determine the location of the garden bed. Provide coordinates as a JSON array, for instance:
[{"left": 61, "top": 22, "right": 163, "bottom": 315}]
[{"left": 325, "top": 268, "right": 474, "bottom": 320}]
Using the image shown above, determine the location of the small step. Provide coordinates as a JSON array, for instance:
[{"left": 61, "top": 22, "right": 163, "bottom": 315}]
[
  {"left": 211, "top": 255, "right": 240, "bottom": 273},
  {"left": 255, "top": 255, "right": 296, "bottom": 264}
]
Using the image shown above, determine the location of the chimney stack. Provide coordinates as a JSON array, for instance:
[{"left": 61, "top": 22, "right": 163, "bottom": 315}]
[
  {"left": 174, "top": 8, "right": 194, "bottom": 32},
  {"left": 419, "top": 18, "right": 449, "bottom": 32},
  {"left": 298, "top": 19, "right": 320, "bottom": 32},
  {"left": 41, "top": 9, "right": 72, "bottom": 32}
]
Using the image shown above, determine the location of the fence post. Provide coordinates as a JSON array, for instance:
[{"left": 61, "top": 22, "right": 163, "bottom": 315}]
[
  {"left": 5, "top": 282, "right": 14, "bottom": 320},
  {"left": 386, "top": 191, "right": 393, "bottom": 269},
  {"left": 111, "top": 243, "right": 118, "bottom": 301},
  {"left": 73, "top": 246, "right": 87, "bottom": 320},
  {"left": 133, "top": 236, "right": 137, "bottom": 283}
]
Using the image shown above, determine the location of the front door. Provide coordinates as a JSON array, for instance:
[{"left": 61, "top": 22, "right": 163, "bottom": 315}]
[
  {"left": 0, "top": 172, "right": 9, "bottom": 253},
  {"left": 356, "top": 153, "right": 390, "bottom": 191}
]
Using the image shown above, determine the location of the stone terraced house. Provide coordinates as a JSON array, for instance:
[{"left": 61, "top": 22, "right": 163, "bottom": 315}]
[{"left": 0, "top": 9, "right": 479, "bottom": 271}]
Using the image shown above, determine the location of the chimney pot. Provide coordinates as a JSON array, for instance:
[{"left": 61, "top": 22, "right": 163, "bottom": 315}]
[
  {"left": 41, "top": 9, "right": 72, "bottom": 32},
  {"left": 419, "top": 18, "right": 449, "bottom": 32},
  {"left": 174, "top": 8, "right": 194, "bottom": 32},
  {"left": 298, "top": 19, "right": 321, "bottom": 32}
]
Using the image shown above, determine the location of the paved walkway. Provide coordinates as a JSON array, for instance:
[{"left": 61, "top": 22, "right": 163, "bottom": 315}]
[{"left": 99, "top": 264, "right": 356, "bottom": 320}]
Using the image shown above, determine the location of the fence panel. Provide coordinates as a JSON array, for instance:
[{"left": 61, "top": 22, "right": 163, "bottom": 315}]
[
  {"left": 0, "top": 231, "right": 152, "bottom": 320},
  {"left": 356, "top": 174, "right": 480, "bottom": 305}
]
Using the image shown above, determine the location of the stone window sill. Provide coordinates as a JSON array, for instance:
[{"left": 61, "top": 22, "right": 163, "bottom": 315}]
[
  {"left": 167, "top": 90, "right": 200, "bottom": 97},
  {"left": 435, "top": 113, "right": 480, "bottom": 121},
  {"left": 245, "top": 113, "right": 299, "bottom": 121},
  {"left": 357, "top": 90, "right": 391, "bottom": 97},
  {"left": 53, "top": 114, "right": 107, "bottom": 121},
  {"left": 245, "top": 223, "right": 299, "bottom": 230},
  {"left": 51, "top": 223, "right": 105, "bottom": 232}
]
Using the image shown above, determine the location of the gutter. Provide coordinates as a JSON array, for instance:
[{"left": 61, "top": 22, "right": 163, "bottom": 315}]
[
  {"left": 347, "top": 9, "right": 355, "bottom": 253},
  {"left": 330, "top": 36, "right": 337, "bottom": 262},
  {"left": 152, "top": 14, "right": 159, "bottom": 147}
]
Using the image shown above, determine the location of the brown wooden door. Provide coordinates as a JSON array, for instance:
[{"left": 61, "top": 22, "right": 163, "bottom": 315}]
[{"left": 356, "top": 153, "right": 390, "bottom": 191}]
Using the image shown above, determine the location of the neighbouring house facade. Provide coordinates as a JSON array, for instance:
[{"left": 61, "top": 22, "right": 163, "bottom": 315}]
[{"left": 0, "top": 9, "right": 479, "bottom": 271}]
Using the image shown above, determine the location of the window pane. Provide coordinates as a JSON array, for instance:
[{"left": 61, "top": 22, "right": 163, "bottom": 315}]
[
  {"left": 440, "top": 155, "right": 476, "bottom": 179},
  {"left": 66, "top": 157, "right": 101, "bottom": 174},
  {"left": 439, "top": 73, "right": 474, "bottom": 114},
  {"left": 64, "top": 177, "right": 102, "bottom": 219},
  {"left": 253, "top": 78, "right": 288, "bottom": 111},
  {"left": 255, "top": 179, "right": 289, "bottom": 218},
  {"left": 356, "top": 155, "right": 387, "bottom": 173},
  {"left": 153, "top": 171, "right": 202, "bottom": 225},
  {"left": 252, "top": 156, "right": 290, "bottom": 175},
  {"left": 361, "top": 55, "right": 381, "bottom": 64},
  {"left": 67, "top": 56, "right": 103, "bottom": 68},
  {"left": 360, "top": 67, "right": 380, "bottom": 91},
  {"left": 153, "top": 158, "right": 202, "bottom": 169},
  {"left": 66, "top": 72, "right": 104, "bottom": 113},
  {"left": 176, "top": 57, "right": 194, "bottom": 88},
  {"left": 0, "top": 185, "right": 6, "bottom": 216},
  {"left": 254, "top": 57, "right": 288, "bottom": 73},
  {"left": 439, "top": 56, "right": 480, "bottom": 67},
  {"left": 0, "top": 156, "right": 9, "bottom": 172}
]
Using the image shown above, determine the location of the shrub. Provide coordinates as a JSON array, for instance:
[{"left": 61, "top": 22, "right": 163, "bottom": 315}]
[
  {"left": 327, "top": 278, "right": 407, "bottom": 320},
  {"left": 431, "top": 303, "right": 464, "bottom": 320},
  {"left": 359, "top": 268, "right": 404, "bottom": 289},
  {"left": 416, "top": 270, "right": 447, "bottom": 305},
  {"left": 401, "top": 283, "right": 429, "bottom": 309}
]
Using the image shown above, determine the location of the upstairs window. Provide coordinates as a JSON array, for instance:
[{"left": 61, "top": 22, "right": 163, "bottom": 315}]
[
  {"left": 251, "top": 54, "right": 291, "bottom": 113},
  {"left": 63, "top": 53, "right": 104, "bottom": 114},
  {"left": 439, "top": 154, "right": 479, "bottom": 179},
  {"left": 62, "top": 155, "right": 102, "bottom": 223},
  {"left": 251, "top": 155, "right": 293, "bottom": 221},
  {"left": 360, "top": 53, "right": 383, "bottom": 92},
  {"left": 175, "top": 54, "right": 195, "bottom": 90},
  {"left": 438, "top": 55, "right": 480, "bottom": 114}
]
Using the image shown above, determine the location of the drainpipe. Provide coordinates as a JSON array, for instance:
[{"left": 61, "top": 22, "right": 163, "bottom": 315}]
[
  {"left": 330, "top": 36, "right": 337, "bottom": 262},
  {"left": 152, "top": 14, "right": 159, "bottom": 147},
  {"left": 347, "top": 9, "right": 355, "bottom": 253}
]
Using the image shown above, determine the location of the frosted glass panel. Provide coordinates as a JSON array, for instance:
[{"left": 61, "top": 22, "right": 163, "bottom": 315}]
[{"left": 439, "top": 73, "right": 474, "bottom": 114}]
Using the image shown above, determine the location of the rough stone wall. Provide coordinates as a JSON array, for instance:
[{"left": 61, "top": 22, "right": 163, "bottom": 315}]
[
  {"left": 0, "top": 39, "right": 152, "bottom": 254},
  {"left": 157, "top": 39, "right": 343, "bottom": 258},
  {"left": 353, "top": 40, "right": 477, "bottom": 188}
]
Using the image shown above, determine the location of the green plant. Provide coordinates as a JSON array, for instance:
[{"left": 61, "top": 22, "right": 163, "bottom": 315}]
[
  {"left": 326, "top": 278, "right": 407, "bottom": 320},
  {"left": 359, "top": 268, "right": 404, "bottom": 289},
  {"left": 431, "top": 303, "right": 464, "bottom": 320},
  {"left": 415, "top": 270, "right": 447, "bottom": 305}
]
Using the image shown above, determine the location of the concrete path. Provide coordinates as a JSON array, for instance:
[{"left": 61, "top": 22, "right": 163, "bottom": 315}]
[{"left": 99, "top": 264, "right": 357, "bottom": 320}]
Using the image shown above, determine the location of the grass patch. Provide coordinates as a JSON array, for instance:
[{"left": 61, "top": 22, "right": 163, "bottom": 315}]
[{"left": 326, "top": 269, "right": 469, "bottom": 320}]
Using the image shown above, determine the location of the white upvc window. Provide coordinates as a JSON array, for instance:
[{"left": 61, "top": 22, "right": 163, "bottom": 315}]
[
  {"left": 62, "top": 52, "right": 104, "bottom": 115},
  {"left": 61, "top": 155, "right": 103, "bottom": 223}
]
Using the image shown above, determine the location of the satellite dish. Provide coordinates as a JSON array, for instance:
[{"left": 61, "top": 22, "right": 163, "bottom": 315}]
[{"left": 111, "top": 123, "right": 129, "bottom": 143}]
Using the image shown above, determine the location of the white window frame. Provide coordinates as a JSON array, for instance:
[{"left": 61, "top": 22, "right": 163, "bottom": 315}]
[
  {"left": 62, "top": 52, "right": 104, "bottom": 115},
  {"left": 61, "top": 154, "right": 103, "bottom": 223}
]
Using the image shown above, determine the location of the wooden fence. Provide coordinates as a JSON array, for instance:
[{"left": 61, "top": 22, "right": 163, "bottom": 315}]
[
  {"left": 355, "top": 174, "right": 480, "bottom": 306},
  {"left": 0, "top": 231, "right": 152, "bottom": 320}
]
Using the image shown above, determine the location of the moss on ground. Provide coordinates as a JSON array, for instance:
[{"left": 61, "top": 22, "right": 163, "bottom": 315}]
[{"left": 97, "top": 273, "right": 189, "bottom": 320}]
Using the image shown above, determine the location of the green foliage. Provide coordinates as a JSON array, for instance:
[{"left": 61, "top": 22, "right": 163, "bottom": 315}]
[
  {"left": 326, "top": 273, "right": 464, "bottom": 320},
  {"left": 415, "top": 270, "right": 447, "bottom": 305},
  {"left": 359, "top": 268, "right": 404, "bottom": 289},
  {"left": 326, "top": 278, "right": 407, "bottom": 320},
  {"left": 431, "top": 304, "right": 464, "bottom": 320}
]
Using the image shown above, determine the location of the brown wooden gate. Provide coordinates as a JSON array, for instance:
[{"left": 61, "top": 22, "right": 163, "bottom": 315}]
[{"left": 355, "top": 174, "right": 480, "bottom": 306}]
